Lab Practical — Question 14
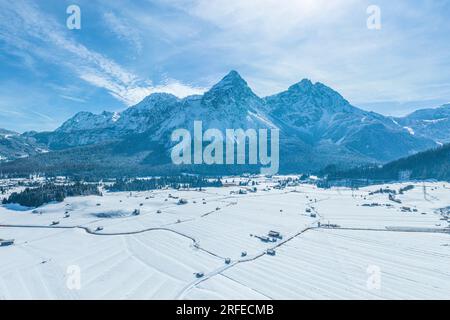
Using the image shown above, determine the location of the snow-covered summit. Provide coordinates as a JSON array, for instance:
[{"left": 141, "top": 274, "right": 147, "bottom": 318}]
[
  {"left": 6, "top": 71, "right": 441, "bottom": 166},
  {"left": 201, "top": 70, "right": 261, "bottom": 112}
]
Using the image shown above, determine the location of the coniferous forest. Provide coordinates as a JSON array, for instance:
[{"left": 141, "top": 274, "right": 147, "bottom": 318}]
[
  {"left": 2, "top": 182, "right": 101, "bottom": 208},
  {"left": 106, "top": 176, "right": 223, "bottom": 192},
  {"left": 325, "top": 143, "right": 450, "bottom": 183}
]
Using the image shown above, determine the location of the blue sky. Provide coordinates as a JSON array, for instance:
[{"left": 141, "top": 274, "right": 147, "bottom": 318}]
[{"left": 0, "top": 0, "right": 449, "bottom": 132}]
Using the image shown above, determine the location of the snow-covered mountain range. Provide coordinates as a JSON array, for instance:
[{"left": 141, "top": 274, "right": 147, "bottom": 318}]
[
  {"left": 35, "top": 71, "right": 277, "bottom": 149},
  {"left": 0, "top": 71, "right": 447, "bottom": 175}
]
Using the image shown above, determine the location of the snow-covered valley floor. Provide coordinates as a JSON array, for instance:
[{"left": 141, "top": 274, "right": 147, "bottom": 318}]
[{"left": 0, "top": 178, "right": 449, "bottom": 299}]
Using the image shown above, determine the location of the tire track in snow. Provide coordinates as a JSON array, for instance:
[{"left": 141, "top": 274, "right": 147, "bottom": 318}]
[
  {"left": 174, "top": 223, "right": 450, "bottom": 299},
  {"left": 0, "top": 223, "right": 225, "bottom": 260},
  {"left": 175, "top": 225, "right": 317, "bottom": 299}
]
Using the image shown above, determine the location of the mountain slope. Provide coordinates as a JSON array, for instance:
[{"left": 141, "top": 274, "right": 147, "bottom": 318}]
[
  {"left": 0, "top": 129, "right": 47, "bottom": 162},
  {"left": 44, "top": 71, "right": 437, "bottom": 162},
  {"left": 33, "top": 93, "right": 181, "bottom": 150},
  {"left": 264, "top": 80, "right": 436, "bottom": 162},
  {"left": 394, "top": 103, "right": 450, "bottom": 144},
  {"left": 327, "top": 143, "right": 450, "bottom": 182},
  {"left": 36, "top": 72, "right": 278, "bottom": 150}
]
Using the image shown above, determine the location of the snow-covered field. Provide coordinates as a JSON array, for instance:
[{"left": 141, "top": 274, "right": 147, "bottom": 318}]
[{"left": 0, "top": 178, "right": 449, "bottom": 299}]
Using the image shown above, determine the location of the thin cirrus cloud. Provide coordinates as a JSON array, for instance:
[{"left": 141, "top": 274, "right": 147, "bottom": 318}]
[
  {"left": 102, "top": 11, "right": 143, "bottom": 56},
  {"left": 0, "top": 0, "right": 206, "bottom": 107}
]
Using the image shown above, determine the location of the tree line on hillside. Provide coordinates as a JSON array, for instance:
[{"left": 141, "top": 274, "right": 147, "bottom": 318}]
[
  {"left": 106, "top": 176, "right": 223, "bottom": 192},
  {"left": 2, "top": 182, "right": 101, "bottom": 208},
  {"left": 323, "top": 143, "right": 450, "bottom": 183}
]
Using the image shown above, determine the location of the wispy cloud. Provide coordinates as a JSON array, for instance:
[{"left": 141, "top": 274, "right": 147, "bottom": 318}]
[
  {"left": 0, "top": 93, "right": 59, "bottom": 132},
  {"left": 79, "top": 69, "right": 205, "bottom": 105},
  {"left": 59, "top": 95, "right": 87, "bottom": 103},
  {"left": 0, "top": 0, "right": 205, "bottom": 106},
  {"left": 103, "top": 11, "right": 143, "bottom": 55},
  {"left": 30, "top": 110, "right": 55, "bottom": 122}
]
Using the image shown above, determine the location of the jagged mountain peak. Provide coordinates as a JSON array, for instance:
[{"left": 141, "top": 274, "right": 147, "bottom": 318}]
[
  {"left": 201, "top": 70, "right": 261, "bottom": 112},
  {"left": 204, "top": 70, "right": 253, "bottom": 95},
  {"left": 139, "top": 92, "right": 179, "bottom": 105},
  {"left": 56, "top": 110, "right": 115, "bottom": 133},
  {"left": 287, "top": 78, "right": 314, "bottom": 91},
  {"left": 130, "top": 92, "right": 179, "bottom": 112},
  {"left": 265, "top": 78, "right": 352, "bottom": 119},
  {"left": 218, "top": 70, "right": 246, "bottom": 85},
  {"left": 286, "top": 79, "right": 346, "bottom": 101}
]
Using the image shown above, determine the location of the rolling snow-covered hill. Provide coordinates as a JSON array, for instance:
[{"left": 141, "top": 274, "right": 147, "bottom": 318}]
[
  {"left": 0, "top": 129, "right": 47, "bottom": 163},
  {"left": 327, "top": 143, "right": 450, "bottom": 182},
  {"left": 394, "top": 103, "right": 450, "bottom": 144}
]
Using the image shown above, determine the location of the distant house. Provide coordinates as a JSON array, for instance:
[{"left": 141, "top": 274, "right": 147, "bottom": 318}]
[
  {"left": 0, "top": 239, "right": 14, "bottom": 247},
  {"left": 389, "top": 194, "right": 402, "bottom": 204},
  {"left": 222, "top": 182, "right": 237, "bottom": 187},
  {"left": 268, "top": 230, "right": 279, "bottom": 237},
  {"left": 268, "top": 230, "right": 282, "bottom": 239},
  {"left": 321, "top": 223, "right": 340, "bottom": 228}
]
